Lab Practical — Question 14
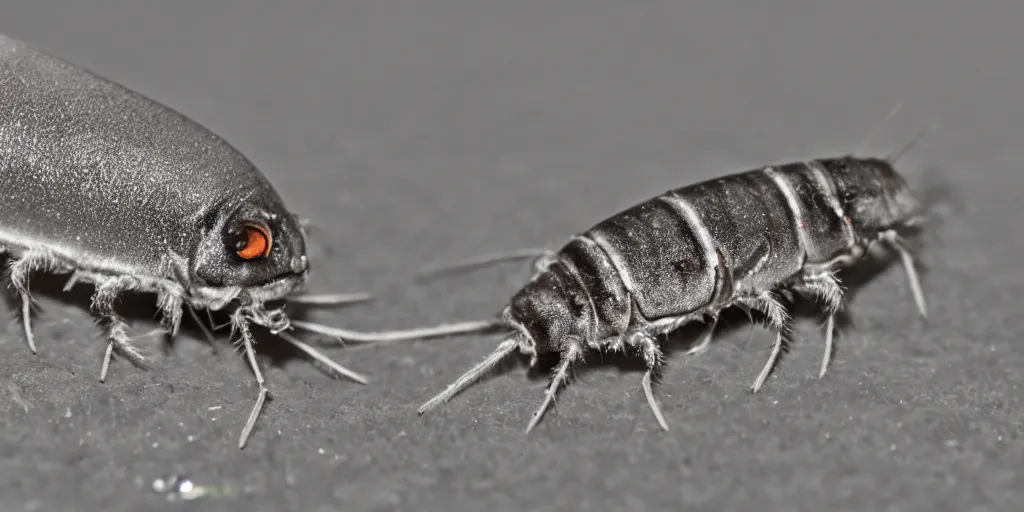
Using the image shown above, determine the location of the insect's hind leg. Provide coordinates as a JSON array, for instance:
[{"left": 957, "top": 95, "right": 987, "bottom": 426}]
[
  {"left": 739, "top": 292, "right": 791, "bottom": 393},
  {"left": 91, "top": 278, "right": 148, "bottom": 382},
  {"left": 792, "top": 270, "right": 845, "bottom": 379},
  {"left": 524, "top": 337, "right": 584, "bottom": 434},
  {"left": 684, "top": 315, "right": 719, "bottom": 356}
]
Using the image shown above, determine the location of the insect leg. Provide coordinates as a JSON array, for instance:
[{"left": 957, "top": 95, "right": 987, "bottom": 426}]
[
  {"left": 418, "top": 334, "right": 520, "bottom": 415},
  {"left": 7, "top": 249, "right": 58, "bottom": 354},
  {"left": 156, "top": 290, "right": 184, "bottom": 339},
  {"left": 8, "top": 263, "right": 37, "bottom": 354},
  {"left": 635, "top": 334, "right": 669, "bottom": 431},
  {"left": 686, "top": 316, "right": 718, "bottom": 356},
  {"left": 793, "top": 271, "right": 845, "bottom": 378},
  {"left": 92, "top": 279, "right": 147, "bottom": 382},
  {"left": 752, "top": 330, "right": 786, "bottom": 393},
  {"left": 880, "top": 230, "right": 928, "bottom": 318},
  {"left": 524, "top": 338, "right": 584, "bottom": 434},
  {"left": 740, "top": 292, "right": 791, "bottom": 393},
  {"left": 232, "top": 311, "right": 267, "bottom": 450},
  {"left": 186, "top": 305, "right": 219, "bottom": 353}
]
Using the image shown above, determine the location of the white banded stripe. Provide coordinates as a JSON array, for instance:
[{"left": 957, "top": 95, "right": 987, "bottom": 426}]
[
  {"left": 804, "top": 160, "right": 856, "bottom": 243},
  {"left": 659, "top": 194, "right": 719, "bottom": 280},
  {"left": 763, "top": 166, "right": 811, "bottom": 256},
  {"left": 587, "top": 231, "right": 638, "bottom": 297}
]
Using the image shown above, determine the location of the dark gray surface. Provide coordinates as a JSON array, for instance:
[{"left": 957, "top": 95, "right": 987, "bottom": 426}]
[{"left": 0, "top": 1, "right": 1021, "bottom": 511}]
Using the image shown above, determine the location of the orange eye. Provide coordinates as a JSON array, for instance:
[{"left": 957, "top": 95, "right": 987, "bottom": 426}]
[{"left": 234, "top": 222, "right": 273, "bottom": 260}]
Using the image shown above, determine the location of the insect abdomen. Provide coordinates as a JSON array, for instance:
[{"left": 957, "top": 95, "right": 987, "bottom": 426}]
[
  {"left": 670, "top": 171, "right": 803, "bottom": 296},
  {"left": 582, "top": 197, "right": 717, "bottom": 321},
  {"left": 564, "top": 159, "right": 863, "bottom": 323}
]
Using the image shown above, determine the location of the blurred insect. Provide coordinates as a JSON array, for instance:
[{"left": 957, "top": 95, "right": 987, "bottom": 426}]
[
  {"left": 412, "top": 131, "right": 933, "bottom": 433},
  {"left": 0, "top": 34, "right": 488, "bottom": 448}
]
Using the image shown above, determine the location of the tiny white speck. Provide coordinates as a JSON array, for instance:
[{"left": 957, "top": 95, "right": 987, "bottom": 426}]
[
  {"left": 178, "top": 480, "right": 194, "bottom": 493},
  {"left": 318, "top": 448, "right": 325, "bottom": 454},
  {"left": 187, "top": 435, "right": 195, "bottom": 442},
  {"left": 152, "top": 442, "right": 159, "bottom": 448},
  {"left": 64, "top": 407, "right": 72, "bottom": 418},
  {"left": 208, "top": 406, "right": 222, "bottom": 411}
]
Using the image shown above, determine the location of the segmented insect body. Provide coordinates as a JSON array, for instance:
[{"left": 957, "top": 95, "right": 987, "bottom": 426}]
[
  {"left": 0, "top": 34, "right": 488, "bottom": 448},
  {"left": 418, "top": 156, "right": 928, "bottom": 432}
]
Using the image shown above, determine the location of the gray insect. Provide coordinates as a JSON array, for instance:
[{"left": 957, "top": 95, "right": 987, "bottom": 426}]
[
  {"left": 415, "top": 152, "right": 930, "bottom": 433},
  {"left": 0, "top": 34, "right": 488, "bottom": 448}
]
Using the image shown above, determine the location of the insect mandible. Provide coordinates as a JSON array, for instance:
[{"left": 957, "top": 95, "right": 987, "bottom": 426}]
[
  {"left": 412, "top": 143, "right": 932, "bottom": 433},
  {"left": 0, "top": 34, "right": 488, "bottom": 448}
]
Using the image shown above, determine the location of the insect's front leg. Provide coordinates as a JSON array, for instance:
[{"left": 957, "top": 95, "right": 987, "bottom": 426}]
[
  {"left": 524, "top": 336, "right": 584, "bottom": 434},
  {"left": 91, "top": 277, "right": 148, "bottom": 382},
  {"left": 7, "top": 248, "right": 54, "bottom": 354},
  {"left": 879, "top": 230, "right": 928, "bottom": 318},
  {"left": 632, "top": 331, "right": 670, "bottom": 431}
]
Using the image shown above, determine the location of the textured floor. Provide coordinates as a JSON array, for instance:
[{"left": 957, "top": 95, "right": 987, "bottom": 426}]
[{"left": 1, "top": 1, "right": 1023, "bottom": 511}]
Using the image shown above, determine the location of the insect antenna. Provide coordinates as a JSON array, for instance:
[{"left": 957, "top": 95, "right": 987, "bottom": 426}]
[
  {"left": 887, "top": 122, "right": 939, "bottom": 164},
  {"left": 289, "top": 318, "right": 503, "bottom": 345},
  {"left": 417, "top": 333, "right": 520, "bottom": 415},
  {"left": 286, "top": 292, "right": 373, "bottom": 306},
  {"left": 857, "top": 101, "right": 904, "bottom": 154},
  {"left": 413, "top": 247, "right": 550, "bottom": 282},
  {"left": 276, "top": 331, "right": 368, "bottom": 384}
]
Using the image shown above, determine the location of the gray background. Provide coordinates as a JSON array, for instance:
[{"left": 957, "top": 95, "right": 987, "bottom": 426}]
[{"left": 0, "top": 1, "right": 1021, "bottom": 511}]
